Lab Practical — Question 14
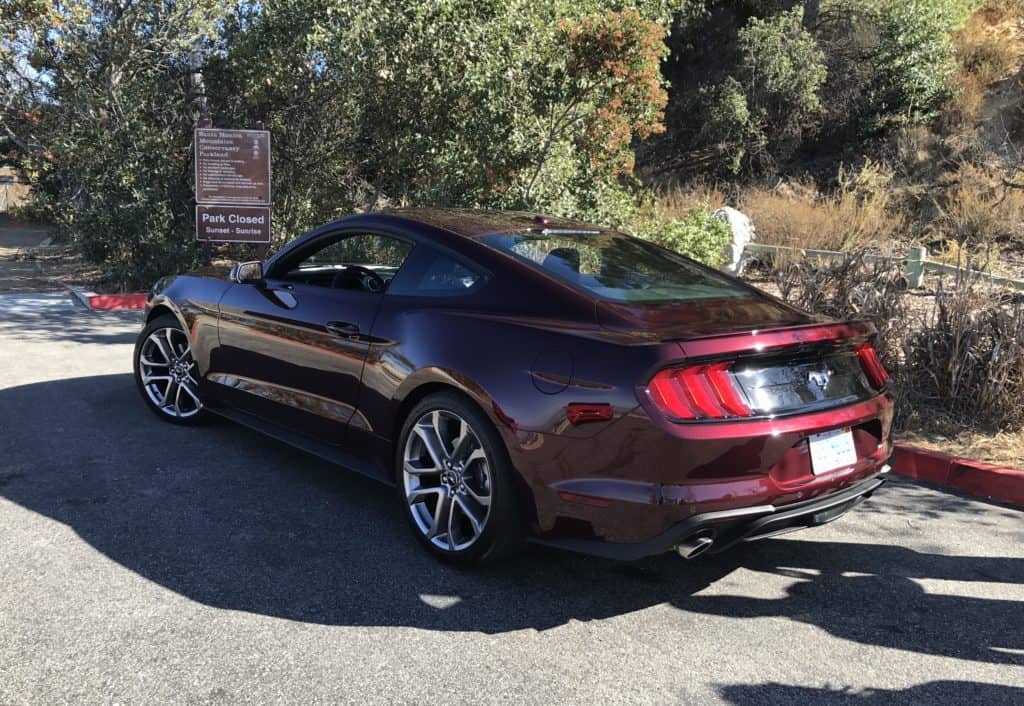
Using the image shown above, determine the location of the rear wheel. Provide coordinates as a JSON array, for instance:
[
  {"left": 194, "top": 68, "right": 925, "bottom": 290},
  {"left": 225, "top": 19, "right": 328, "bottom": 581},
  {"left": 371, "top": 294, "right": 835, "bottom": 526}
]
[
  {"left": 396, "top": 392, "right": 522, "bottom": 565},
  {"left": 133, "top": 314, "right": 208, "bottom": 425}
]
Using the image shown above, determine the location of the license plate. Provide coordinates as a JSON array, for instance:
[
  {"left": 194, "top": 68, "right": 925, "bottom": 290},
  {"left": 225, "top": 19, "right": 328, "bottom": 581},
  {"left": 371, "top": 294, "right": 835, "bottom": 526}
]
[{"left": 808, "top": 428, "right": 858, "bottom": 475}]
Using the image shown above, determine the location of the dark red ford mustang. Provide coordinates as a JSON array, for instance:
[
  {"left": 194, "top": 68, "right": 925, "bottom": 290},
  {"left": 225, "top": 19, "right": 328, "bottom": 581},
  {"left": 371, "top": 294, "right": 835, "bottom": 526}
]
[{"left": 135, "top": 209, "right": 893, "bottom": 564}]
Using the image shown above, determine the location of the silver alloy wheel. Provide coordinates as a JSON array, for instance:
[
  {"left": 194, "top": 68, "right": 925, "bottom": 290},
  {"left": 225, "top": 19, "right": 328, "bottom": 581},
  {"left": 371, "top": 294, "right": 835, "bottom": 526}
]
[
  {"left": 138, "top": 327, "right": 203, "bottom": 419},
  {"left": 402, "top": 410, "right": 493, "bottom": 552}
]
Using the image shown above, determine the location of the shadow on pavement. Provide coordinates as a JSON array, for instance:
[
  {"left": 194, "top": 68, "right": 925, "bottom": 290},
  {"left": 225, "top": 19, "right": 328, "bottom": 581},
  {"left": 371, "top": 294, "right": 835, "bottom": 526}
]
[
  {"left": 0, "top": 373, "right": 1021, "bottom": 665},
  {"left": 0, "top": 295, "right": 138, "bottom": 345},
  {"left": 718, "top": 681, "right": 1023, "bottom": 704}
]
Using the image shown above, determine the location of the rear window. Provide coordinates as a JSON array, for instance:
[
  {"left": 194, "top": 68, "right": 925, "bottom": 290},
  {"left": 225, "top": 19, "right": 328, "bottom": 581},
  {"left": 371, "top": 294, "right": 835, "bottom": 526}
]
[{"left": 477, "top": 230, "right": 753, "bottom": 303}]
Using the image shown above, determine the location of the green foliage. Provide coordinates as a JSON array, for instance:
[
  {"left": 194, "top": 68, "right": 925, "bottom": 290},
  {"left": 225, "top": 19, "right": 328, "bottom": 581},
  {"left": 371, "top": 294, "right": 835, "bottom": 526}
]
[
  {"left": 641, "top": 203, "right": 732, "bottom": 265},
  {"left": 735, "top": 6, "right": 827, "bottom": 165},
  {"left": 870, "top": 0, "right": 975, "bottom": 123},
  {"left": 290, "top": 1, "right": 675, "bottom": 213},
  {"left": 1, "top": 1, "right": 230, "bottom": 289},
  {"left": 737, "top": 7, "right": 828, "bottom": 126},
  {"left": 561, "top": 178, "right": 730, "bottom": 264},
  {"left": 679, "top": 5, "right": 828, "bottom": 172},
  {"left": 2, "top": 0, "right": 988, "bottom": 284},
  {"left": 3, "top": 0, "right": 702, "bottom": 285},
  {"left": 697, "top": 76, "right": 759, "bottom": 174},
  {"left": 668, "top": 0, "right": 980, "bottom": 174}
]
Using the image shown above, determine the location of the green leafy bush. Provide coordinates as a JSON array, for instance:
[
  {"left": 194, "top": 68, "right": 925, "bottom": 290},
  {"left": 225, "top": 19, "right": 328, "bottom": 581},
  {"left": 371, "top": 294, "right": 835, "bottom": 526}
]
[
  {"left": 641, "top": 204, "right": 732, "bottom": 265},
  {"left": 3, "top": 0, "right": 694, "bottom": 285},
  {"left": 556, "top": 176, "right": 730, "bottom": 265},
  {"left": 870, "top": 0, "right": 975, "bottom": 124},
  {"left": 736, "top": 6, "right": 828, "bottom": 145},
  {"left": 0, "top": 1, "right": 227, "bottom": 289},
  {"left": 683, "top": 6, "right": 828, "bottom": 172},
  {"left": 697, "top": 77, "right": 759, "bottom": 174}
]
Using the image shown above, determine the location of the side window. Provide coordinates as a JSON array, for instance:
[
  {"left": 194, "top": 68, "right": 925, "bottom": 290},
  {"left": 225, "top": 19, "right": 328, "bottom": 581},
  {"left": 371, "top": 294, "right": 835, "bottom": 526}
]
[
  {"left": 278, "top": 232, "right": 413, "bottom": 291},
  {"left": 388, "top": 247, "right": 486, "bottom": 297},
  {"left": 296, "top": 233, "right": 411, "bottom": 270}
]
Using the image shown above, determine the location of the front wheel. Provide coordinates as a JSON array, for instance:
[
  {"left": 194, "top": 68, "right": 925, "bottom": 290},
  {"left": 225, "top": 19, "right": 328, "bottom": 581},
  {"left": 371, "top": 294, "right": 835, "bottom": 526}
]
[
  {"left": 396, "top": 392, "right": 523, "bottom": 565},
  {"left": 133, "top": 314, "right": 209, "bottom": 425}
]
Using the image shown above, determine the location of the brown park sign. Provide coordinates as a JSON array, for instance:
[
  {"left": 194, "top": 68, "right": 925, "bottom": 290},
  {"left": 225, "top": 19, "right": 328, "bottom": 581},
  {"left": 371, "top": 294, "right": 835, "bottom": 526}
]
[
  {"left": 194, "top": 128, "right": 271, "bottom": 205},
  {"left": 196, "top": 204, "right": 271, "bottom": 243}
]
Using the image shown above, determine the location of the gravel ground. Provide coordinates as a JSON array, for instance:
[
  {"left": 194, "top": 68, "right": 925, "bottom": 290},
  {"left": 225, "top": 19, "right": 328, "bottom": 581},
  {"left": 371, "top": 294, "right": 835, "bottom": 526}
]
[{"left": 0, "top": 292, "right": 1022, "bottom": 705}]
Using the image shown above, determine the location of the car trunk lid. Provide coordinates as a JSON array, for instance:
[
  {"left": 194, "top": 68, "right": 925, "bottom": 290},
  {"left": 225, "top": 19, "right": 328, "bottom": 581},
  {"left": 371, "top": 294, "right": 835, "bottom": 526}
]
[{"left": 595, "top": 296, "right": 817, "bottom": 343}]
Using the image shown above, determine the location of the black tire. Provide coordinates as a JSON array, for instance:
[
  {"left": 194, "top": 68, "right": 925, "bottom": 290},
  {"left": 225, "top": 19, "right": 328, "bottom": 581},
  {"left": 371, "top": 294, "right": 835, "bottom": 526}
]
[
  {"left": 133, "top": 313, "right": 210, "bottom": 426},
  {"left": 395, "top": 391, "right": 524, "bottom": 566}
]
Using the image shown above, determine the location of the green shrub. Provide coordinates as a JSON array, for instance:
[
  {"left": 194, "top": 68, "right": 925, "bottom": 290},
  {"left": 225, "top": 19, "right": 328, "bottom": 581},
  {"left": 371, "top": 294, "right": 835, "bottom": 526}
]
[
  {"left": 697, "top": 77, "right": 759, "bottom": 174},
  {"left": 643, "top": 204, "right": 732, "bottom": 265},
  {"left": 689, "top": 6, "right": 828, "bottom": 171},
  {"left": 2, "top": 1, "right": 689, "bottom": 285},
  {"left": 737, "top": 6, "right": 828, "bottom": 135},
  {"left": 870, "top": 0, "right": 974, "bottom": 124}
]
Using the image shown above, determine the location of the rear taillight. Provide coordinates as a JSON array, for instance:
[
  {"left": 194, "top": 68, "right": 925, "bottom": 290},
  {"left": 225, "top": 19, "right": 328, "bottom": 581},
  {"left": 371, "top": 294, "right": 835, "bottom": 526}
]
[
  {"left": 856, "top": 344, "right": 889, "bottom": 389},
  {"left": 646, "top": 363, "right": 753, "bottom": 421}
]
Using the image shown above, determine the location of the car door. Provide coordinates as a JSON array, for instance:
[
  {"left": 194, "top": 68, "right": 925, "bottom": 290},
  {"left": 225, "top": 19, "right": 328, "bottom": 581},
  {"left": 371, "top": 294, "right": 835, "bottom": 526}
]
[{"left": 211, "top": 230, "right": 414, "bottom": 442}]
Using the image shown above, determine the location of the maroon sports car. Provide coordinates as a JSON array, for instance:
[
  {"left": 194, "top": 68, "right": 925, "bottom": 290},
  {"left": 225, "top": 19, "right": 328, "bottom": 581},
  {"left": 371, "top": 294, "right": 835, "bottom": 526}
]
[{"left": 134, "top": 209, "right": 893, "bottom": 564}]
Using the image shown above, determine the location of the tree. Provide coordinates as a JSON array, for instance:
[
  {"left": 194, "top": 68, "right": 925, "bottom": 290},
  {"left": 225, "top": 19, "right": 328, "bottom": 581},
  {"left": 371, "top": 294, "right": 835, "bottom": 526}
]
[
  {"left": 869, "top": 0, "right": 973, "bottom": 124},
  {"left": 735, "top": 6, "right": 827, "bottom": 165},
  {"left": 1, "top": 0, "right": 230, "bottom": 289},
  {"left": 2, "top": 0, "right": 733, "bottom": 286}
]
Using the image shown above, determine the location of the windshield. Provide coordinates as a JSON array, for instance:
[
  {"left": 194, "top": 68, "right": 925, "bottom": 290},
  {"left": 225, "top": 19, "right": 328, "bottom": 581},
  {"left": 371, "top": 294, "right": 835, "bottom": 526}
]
[{"left": 477, "top": 230, "right": 754, "bottom": 303}]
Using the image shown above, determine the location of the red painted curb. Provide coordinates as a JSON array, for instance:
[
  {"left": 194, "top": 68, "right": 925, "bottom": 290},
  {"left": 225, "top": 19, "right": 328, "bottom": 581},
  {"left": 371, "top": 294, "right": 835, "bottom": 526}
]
[
  {"left": 88, "top": 293, "right": 148, "bottom": 310},
  {"left": 893, "top": 443, "right": 1024, "bottom": 506}
]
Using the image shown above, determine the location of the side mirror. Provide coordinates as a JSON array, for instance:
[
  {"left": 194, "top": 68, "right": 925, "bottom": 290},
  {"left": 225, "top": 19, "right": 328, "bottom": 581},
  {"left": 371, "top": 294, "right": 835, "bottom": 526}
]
[{"left": 230, "top": 260, "right": 264, "bottom": 284}]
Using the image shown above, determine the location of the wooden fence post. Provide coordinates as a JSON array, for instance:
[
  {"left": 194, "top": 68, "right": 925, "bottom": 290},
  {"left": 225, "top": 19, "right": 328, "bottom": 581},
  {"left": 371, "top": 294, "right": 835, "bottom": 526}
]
[{"left": 905, "top": 246, "right": 927, "bottom": 288}]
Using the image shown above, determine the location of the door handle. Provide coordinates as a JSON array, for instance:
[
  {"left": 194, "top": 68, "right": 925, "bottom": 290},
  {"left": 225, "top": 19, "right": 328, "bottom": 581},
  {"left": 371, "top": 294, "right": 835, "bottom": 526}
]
[{"left": 325, "top": 321, "right": 360, "bottom": 337}]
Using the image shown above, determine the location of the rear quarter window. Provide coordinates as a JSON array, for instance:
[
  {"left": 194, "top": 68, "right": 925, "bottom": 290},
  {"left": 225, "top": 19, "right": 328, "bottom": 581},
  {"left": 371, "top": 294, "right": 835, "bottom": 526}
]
[{"left": 387, "top": 247, "right": 486, "bottom": 297}]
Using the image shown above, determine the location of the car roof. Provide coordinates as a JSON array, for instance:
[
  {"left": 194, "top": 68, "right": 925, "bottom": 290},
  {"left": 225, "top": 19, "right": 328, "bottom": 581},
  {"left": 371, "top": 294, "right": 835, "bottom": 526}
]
[{"left": 385, "top": 208, "right": 607, "bottom": 238}]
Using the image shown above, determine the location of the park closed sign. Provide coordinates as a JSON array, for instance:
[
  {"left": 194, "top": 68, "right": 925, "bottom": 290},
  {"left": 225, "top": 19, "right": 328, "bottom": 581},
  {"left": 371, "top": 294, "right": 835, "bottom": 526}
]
[{"left": 194, "top": 127, "right": 271, "bottom": 243}]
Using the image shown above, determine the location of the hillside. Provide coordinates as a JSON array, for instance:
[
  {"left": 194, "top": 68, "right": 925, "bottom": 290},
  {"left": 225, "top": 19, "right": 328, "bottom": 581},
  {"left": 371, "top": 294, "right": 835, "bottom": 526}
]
[{"left": 647, "top": 1, "right": 1024, "bottom": 279}]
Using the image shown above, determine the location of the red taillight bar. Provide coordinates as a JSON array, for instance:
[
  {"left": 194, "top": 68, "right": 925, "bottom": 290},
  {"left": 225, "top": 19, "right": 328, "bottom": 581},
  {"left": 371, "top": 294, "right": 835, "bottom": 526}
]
[
  {"left": 646, "top": 363, "right": 753, "bottom": 421},
  {"left": 856, "top": 344, "right": 889, "bottom": 389},
  {"left": 705, "top": 362, "right": 753, "bottom": 417}
]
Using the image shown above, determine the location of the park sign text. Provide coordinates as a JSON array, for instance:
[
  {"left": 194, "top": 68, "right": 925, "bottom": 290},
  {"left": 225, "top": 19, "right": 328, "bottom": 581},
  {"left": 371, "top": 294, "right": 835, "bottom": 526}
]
[
  {"left": 194, "top": 127, "right": 271, "bottom": 243},
  {"left": 196, "top": 204, "right": 271, "bottom": 243}
]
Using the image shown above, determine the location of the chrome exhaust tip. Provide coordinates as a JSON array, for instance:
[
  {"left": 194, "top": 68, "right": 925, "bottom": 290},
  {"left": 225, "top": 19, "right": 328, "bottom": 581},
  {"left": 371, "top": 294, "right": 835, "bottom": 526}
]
[{"left": 676, "top": 531, "right": 715, "bottom": 559}]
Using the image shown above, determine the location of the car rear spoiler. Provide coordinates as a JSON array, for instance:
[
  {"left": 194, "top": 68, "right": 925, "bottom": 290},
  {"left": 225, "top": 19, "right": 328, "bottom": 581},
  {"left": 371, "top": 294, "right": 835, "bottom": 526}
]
[{"left": 676, "top": 320, "right": 877, "bottom": 360}]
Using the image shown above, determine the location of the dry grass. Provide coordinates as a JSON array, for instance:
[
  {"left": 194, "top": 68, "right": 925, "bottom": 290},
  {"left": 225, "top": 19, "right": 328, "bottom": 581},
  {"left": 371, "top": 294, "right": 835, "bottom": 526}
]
[
  {"left": 902, "top": 273, "right": 1024, "bottom": 431},
  {"left": 750, "top": 255, "right": 1024, "bottom": 437},
  {"left": 944, "top": 2, "right": 1023, "bottom": 129},
  {"left": 657, "top": 182, "right": 728, "bottom": 219},
  {"left": 891, "top": 126, "right": 952, "bottom": 181},
  {"left": 955, "top": 10, "right": 1019, "bottom": 85},
  {"left": 899, "top": 428, "right": 1024, "bottom": 469},
  {"left": 933, "top": 238, "right": 1002, "bottom": 269},
  {"left": 978, "top": 0, "right": 1024, "bottom": 24},
  {"left": 934, "top": 163, "right": 1024, "bottom": 250},
  {"left": 737, "top": 161, "right": 905, "bottom": 251},
  {"left": 943, "top": 72, "right": 990, "bottom": 130}
]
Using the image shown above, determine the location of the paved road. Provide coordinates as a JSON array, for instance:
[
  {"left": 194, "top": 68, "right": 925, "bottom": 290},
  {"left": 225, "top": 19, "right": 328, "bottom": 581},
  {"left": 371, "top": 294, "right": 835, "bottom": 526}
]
[
  {"left": 0, "top": 294, "right": 1022, "bottom": 704},
  {"left": 0, "top": 217, "right": 55, "bottom": 293}
]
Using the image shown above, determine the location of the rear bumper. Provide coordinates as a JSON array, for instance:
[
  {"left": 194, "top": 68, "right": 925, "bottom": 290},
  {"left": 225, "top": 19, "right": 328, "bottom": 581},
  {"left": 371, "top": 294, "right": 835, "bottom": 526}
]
[{"left": 532, "top": 467, "right": 888, "bottom": 561}]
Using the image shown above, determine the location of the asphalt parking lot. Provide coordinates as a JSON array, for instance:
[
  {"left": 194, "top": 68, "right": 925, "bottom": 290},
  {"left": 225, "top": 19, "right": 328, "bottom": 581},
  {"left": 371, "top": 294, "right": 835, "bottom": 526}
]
[{"left": 1, "top": 292, "right": 1022, "bottom": 704}]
